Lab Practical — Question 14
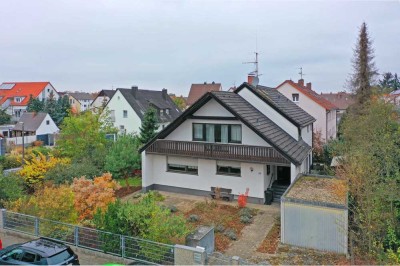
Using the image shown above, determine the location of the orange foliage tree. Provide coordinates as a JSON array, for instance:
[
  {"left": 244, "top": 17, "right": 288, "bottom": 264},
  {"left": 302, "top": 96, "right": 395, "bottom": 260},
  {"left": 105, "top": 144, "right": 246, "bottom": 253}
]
[{"left": 71, "top": 173, "right": 120, "bottom": 222}]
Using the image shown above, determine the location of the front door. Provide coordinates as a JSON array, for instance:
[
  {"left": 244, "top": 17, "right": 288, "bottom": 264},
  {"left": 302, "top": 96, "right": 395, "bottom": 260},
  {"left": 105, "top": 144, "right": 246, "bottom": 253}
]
[{"left": 277, "top": 166, "right": 291, "bottom": 185}]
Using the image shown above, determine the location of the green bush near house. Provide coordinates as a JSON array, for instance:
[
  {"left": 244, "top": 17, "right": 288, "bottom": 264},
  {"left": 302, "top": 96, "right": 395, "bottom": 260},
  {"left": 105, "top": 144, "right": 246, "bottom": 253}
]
[
  {"left": 0, "top": 172, "right": 25, "bottom": 207},
  {"left": 0, "top": 155, "right": 22, "bottom": 169}
]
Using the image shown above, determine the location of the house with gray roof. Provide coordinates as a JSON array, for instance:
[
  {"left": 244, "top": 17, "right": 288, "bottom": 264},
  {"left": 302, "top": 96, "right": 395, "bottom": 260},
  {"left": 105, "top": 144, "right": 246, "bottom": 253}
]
[
  {"left": 90, "top": 89, "right": 116, "bottom": 112},
  {"left": 140, "top": 82, "right": 315, "bottom": 204},
  {"left": 104, "top": 86, "right": 181, "bottom": 134}
]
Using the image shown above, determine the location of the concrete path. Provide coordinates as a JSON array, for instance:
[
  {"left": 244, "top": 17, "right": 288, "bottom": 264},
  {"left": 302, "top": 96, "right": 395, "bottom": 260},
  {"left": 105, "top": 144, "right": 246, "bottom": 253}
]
[{"left": 224, "top": 205, "right": 280, "bottom": 260}]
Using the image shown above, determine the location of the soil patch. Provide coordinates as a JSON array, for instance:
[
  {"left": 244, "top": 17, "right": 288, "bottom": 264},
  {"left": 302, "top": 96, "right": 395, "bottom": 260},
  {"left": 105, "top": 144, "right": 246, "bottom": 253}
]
[
  {"left": 115, "top": 186, "right": 141, "bottom": 198},
  {"left": 184, "top": 200, "right": 257, "bottom": 252},
  {"left": 257, "top": 222, "right": 280, "bottom": 254}
]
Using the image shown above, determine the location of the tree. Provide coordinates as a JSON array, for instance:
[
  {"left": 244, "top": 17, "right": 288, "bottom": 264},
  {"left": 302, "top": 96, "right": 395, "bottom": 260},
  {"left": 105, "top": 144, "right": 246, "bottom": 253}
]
[
  {"left": 139, "top": 107, "right": 159, "bottom": 145},
  {"left": 71, "top": 173, "right": 120, "bottom": 222},
  {"left": 26, "top": 95, "right": 45, "bottom": 113},
  {"left": 56, "top": 111, "right": 116, "bottom": 166},
  {"left": 348, "top": 22, "right": 378, "bottom": 105},
  {"left": 104, "top": 134, "right": 141, "bottom": 187},
  {"left": 171, "top": 95, "right": 187, "bottom": 111},
  {"left": 0, "top": 109, "right": 11, "bottom": 125},
  {"left": 379, "top": 72, "right": 400, "bottom": 92}
]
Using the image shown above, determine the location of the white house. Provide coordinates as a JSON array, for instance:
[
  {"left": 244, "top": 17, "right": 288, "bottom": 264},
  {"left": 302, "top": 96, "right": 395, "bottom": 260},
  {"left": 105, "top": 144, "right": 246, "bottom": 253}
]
[
  {"left": 276, "top": 79, "right": 338, "bottom": 142},
  {"left": 104, "top": 86, "right": 181, "bottom": 135},
  {"left": 0, "top": 82, "right": 59, "bottom": 121},
  {"left": 140, "top": 82, "right": 316, "bottom": 204},
  {"left": 65, "top": 92, "right": 95, "bottom": 112},
  {"left": 90, "top": 90, "right": 116, "bottom": 112}
]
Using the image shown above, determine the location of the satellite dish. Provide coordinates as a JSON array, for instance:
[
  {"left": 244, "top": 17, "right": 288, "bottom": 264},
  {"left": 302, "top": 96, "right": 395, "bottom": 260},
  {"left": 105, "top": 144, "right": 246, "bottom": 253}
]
[{"left": 252, "top": 76, "right": 259, "bottom": 86}]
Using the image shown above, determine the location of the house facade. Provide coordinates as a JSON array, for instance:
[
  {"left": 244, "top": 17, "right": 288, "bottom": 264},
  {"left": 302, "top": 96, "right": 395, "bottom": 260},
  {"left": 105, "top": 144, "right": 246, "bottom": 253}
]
[
  {"left": 0, "top": 82, "right": 59, "bottom": 121},
  {"left": 104, "top": 86, "right": 181, "bottom": 135},
  {"left": 276, "top": 79, "right": 337, "bottom": 142},
  {"left": 140, "top": 83, "right": 315, "bottom": 204},
  {"left": 90, "top": 90, "right": 116, "bottom": 112},
  {"left": 320, "top": 92, "right": 355, "bottom": 126},
  {"left": 63, "top": 92, "right": 95, "bottom": 112}
]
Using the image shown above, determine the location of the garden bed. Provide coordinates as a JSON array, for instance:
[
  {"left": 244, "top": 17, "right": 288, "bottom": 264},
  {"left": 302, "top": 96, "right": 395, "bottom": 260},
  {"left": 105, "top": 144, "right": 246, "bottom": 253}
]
[
  {"left": 183, "top": 200, "right": 257, "bottom": 252},
  {"left": 115, "top": 186, "right": 141, "bottom": 198},
  {"left": 257, "top": 221, "right": 280, "bottom": 254}
]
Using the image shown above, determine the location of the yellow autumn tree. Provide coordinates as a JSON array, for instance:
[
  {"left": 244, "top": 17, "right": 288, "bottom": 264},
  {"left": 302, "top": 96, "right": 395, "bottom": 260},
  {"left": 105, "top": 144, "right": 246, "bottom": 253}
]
[
  {"left": 71, "top": 173, "right": 120, "bottom": 222},
  {"left": 18, "top": 153, "right": 70, "bottom": 187}
]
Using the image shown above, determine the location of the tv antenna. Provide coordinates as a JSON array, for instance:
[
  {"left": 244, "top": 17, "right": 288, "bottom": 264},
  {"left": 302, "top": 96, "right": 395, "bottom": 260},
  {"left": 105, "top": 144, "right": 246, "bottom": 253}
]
[{"left": 298, "top": 67, "right": 306, "bottom": 79}]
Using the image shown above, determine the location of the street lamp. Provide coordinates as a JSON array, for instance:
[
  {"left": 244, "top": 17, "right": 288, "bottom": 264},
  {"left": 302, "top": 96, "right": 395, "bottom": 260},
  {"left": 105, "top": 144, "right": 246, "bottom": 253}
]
[{"left": 19, "top": 122, "right": 24, "bottom": 164}]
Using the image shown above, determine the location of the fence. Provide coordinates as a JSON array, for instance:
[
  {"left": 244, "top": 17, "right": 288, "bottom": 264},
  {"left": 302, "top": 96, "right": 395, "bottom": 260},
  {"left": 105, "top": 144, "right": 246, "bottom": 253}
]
[
  {"left": 1, "top": 210, "right": 174, "bottom": 265},
  {"left": 6, "top": 136, "right": 37, "bottom": 146}
]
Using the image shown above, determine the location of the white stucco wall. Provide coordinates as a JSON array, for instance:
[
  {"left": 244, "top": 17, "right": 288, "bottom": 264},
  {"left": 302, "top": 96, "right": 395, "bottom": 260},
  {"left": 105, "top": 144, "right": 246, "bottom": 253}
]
[
  {"left": 105, "top": 90, "right": 142, "bottom": 135},
  {"left": 36, "top": 114, "right": 60, "bottom": 135},
  {"left": 326, "top": 110, "right": 337, "bottom": 140},
  {"left": 238, "top": 87, "right": 299, "bottom": 140},
  {"left": 193, "top": 98, "right": 235, "bottom": 117},
  {"left": 91, "top": 96, "right": 110, "bottom": 110},
  {"left": 300, "top": 125, "right": 313, "bottom": 146},
  {"left": 144, "top": 154, "right": 267, "bottom": 199},
  {"left": 278, "top": 83, "right": 330, "bottom": 141},
  {"left": 38, "top": 84, "right": 59, "bottom": 101},
  {"left": 79, "top": 99, "right": 93, "bottom": 112}
]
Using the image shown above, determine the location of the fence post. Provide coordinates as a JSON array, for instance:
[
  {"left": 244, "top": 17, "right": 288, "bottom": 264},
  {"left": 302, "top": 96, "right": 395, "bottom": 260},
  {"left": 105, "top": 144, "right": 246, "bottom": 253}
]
[
  {"left": 121, "top": 235, "right": 125, "bottom": 258},
  {"left": 34, "top": 217, "right": 39, "bottom": 236},
  {"left": 0, "top": 209, "right": 6, "bottom": 229},
  {"left": 74, "top": 227, "right": 79, "bottom": 246}
]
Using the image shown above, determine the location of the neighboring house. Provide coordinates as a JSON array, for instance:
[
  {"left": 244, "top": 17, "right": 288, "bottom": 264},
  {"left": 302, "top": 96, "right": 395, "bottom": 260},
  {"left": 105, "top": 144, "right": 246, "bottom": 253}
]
[
  {"left": 12, "top": 112, "right": 59, "bottom": 145},
  {"left": 276, "top": 79, "right": 338, "bottom": 142},
  {"left": 187, "top": 82, "right": 222, "bottom": 107},
  {"left": 104, "top": 86, "right": 181, "bottom": 134},
  {"left": 64, "top": 92, "right": 95, "bottom": 112},
  {"left": 140, "top": 82, "right": 315, "bottom": 204},
  {"left": 0, "top": 82, "right": 59, "bottom": 121},
  {"left": 90, "top": 90, "right": 116, "bottom": 112},
  {"left": 320, "top": 92, "right": 355, "bottom": 125}
]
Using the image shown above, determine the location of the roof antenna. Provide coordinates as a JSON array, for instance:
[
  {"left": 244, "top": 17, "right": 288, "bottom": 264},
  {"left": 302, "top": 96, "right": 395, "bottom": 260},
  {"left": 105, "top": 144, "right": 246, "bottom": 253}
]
[{"left": 298, "top": 67, "right": 306, "bottom": 79}]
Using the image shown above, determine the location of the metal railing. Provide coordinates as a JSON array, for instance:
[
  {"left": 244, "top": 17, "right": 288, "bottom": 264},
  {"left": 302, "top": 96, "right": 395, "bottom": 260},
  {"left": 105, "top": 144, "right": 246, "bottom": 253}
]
[
  {"left": 147, "top": 140, "right": 290, "bottom": 165},
  {"left": 2, "top": 210, "right": 174, "bottom": 265}
]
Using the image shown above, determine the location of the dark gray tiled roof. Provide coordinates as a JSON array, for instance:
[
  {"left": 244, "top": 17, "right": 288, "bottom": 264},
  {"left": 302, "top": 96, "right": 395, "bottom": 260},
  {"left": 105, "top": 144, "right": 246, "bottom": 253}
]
[
  {"left": 68, "top": 92, "right": 95, "bottom": 101},
  {"left": 99, "top": 90, "right": 116, "bottom": 98},
  {"left": 243, "top": 84, "right": 315, "bottom": 127},
  {"left": 212, "top": 91, "right": 311, "bottom": 165},
  {"left": 118, "top": 88, "right": 181, "bottom": 123},
  {"left": 13, "top": 112, "right": 49, "bottom": 132}
]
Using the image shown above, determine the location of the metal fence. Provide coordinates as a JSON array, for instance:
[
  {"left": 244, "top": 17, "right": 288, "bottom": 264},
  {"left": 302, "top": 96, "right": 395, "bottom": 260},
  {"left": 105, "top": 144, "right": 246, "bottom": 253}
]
[{"left": 2, "top": 210, "right": 174, "bottom": 265}]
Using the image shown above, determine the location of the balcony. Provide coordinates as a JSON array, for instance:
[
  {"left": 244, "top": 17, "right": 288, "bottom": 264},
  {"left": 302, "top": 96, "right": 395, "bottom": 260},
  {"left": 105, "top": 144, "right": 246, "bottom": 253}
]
[{"left": 146, "top": 140, "right": 290, "bottom": 165}]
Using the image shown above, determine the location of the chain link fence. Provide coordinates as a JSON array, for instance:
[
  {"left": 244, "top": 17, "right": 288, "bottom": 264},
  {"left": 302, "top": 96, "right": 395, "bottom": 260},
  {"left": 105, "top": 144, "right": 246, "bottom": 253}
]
[{"left": 2, "top": 210, "right": 174, "bottom": 265}]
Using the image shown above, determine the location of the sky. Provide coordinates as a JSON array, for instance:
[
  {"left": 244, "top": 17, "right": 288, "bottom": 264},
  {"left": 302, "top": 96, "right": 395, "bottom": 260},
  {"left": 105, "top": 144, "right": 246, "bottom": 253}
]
[{"left": 0, "top": 1, "right": 399, "bottom": 95}]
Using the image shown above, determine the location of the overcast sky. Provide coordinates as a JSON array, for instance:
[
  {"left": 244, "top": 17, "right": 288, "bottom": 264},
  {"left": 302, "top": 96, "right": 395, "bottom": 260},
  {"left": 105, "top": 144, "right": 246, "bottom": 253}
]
[{"left": 0, "top": 1, "right": 399, "bottom": 95}]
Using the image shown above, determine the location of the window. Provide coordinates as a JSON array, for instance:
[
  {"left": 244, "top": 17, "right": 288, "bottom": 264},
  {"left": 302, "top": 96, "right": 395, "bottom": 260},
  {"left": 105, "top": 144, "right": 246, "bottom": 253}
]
[
  {"left": 160, "top": 109, "right": 164, "bottom": 115},
  {"left": 119, "top": 125, "right": 125, "bottom": 134},
  {"left": 14, "top": 97, "right": 24, "bottom": 103},
  {"left": 192, "top": 123, "right": 242, "bottom": 144},
  {"left": 292, "top": 93, "right": 299, "bottom": 102},
  {"left": 2, "top": 248, "right": 24, "bottom": 261},
  {"left": 217, "top": 161, "right": 241, "bottom": 176},
  {"left": 166, "top": 109, "right": 170, "bottom": 115},
  {"left": 123, "top": 110, "right": 128, "bottom": 118},
  {"left": 46, "top": 120, "right": 50, "bottom": 125},
  {"left": 48, "top": 249, "right": 74, "bottom": 265},
  {"left": 167, "top": 156, "right": 198, "bottom": 175}
]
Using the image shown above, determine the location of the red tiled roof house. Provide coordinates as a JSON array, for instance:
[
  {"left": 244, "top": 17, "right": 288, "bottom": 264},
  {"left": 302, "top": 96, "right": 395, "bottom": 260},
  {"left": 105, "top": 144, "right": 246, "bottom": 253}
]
[
  {"left": 276, "top": 79, "right": 338, "bottom": 142},
  {"left": 187, "top": 82, "right": 222, "bottom": 107},
  {"left": 0, "top": 82, "right": 59, "bottom": 121}
]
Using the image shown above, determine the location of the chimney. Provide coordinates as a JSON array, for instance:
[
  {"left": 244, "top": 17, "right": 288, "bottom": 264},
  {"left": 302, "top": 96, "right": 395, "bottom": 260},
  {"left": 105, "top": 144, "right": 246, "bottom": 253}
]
[
  {"left": 212, "top": 81, "right": 215, "bottom": 84},
  {"left": 162, "top": 88, "right": 168, "bottom": 100},
  {"left": 306, "top": 82, "right": 312, "bottom": 90},
  {"left": 131, "top": 86, "right": 138, "bottom": 98},
  {"left": 298, "top": 79, "right": 304, "bottom": 87},
  {"left": 248, "top": 75, "right": 254, "bottom": 85}
]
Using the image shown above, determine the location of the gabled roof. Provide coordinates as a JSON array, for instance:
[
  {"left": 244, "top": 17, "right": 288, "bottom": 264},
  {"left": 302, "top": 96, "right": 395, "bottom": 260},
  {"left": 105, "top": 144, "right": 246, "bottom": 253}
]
[
  {"left": 0, "top": 82, "right": 53, "bottom": 106},
  {"left": 98, "top": 89, "right": 116, "bottom": 98},
  {"left": 67, "top": 92, "right": 95, "bottom": 101},
  {"left": 114, "top": 88, "right": 181, "bottom": 123},
  {"left": 187, "top": 82, "right": 222, "bottom": 106},
  {"left": 141, "top": 91, "right": 311, "bottom": 165},
  {"left": 320, "top": 92, "right": 355, "bottom": 110},
  {"left": 13, "top": 112, "right": 50, "bottom": 132},
  {"left": 235, "top": 83, "right": 316, "bottom": 127},
  {"left": 277, "top": 80, "right": 337, "bottom": 111}
]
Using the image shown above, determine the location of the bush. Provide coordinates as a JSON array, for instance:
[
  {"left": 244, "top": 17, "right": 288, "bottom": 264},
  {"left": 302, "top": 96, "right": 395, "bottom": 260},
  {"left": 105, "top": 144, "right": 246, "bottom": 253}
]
[
  {"left": 215, "top": 224, "right": 225, "bottom": 233},
  {"left": 45, "top": 160, "right": 102, "bottom": 185},
  {"left": 0, "top": 173, "right": 25, "bottom": 207},
  {"left": 168, "top": 205, "right": 178, "bottom": 213},
  {"left": 188, "top": 214, "right": 200, "bottom": 222},
  {"left": 239, "top": 207, "right": 253, "bottom": 219},
  {"left": 224, "top": 229, "right": 237, "bottom": 240},
  {"left": 240, "top": 216, "right": 252, "bottom": 224},
  {"left": 0, "top": 155, "right": 22, "bottom": 169}
]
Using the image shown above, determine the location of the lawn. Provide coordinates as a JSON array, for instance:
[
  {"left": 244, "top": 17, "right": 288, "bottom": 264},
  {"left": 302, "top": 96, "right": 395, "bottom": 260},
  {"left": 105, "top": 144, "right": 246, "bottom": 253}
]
[
  {"left": 116, "top": 176, "right": 142, "bottom": 187},
  {"left": 183, "top": 200, "right": 257, "bottom": 252}
]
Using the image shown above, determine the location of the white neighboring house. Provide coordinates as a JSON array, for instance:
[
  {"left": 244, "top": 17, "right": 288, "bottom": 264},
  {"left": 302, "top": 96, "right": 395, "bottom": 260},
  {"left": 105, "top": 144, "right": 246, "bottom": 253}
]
[
  {"left": 90, "top": 90, "right": 116, "bottom": 112},
  {"left": 104, "top": 86, "right": 181, "bottom": 135},
  {"left": 11, "top": 112, "right": 59, "bottom": 146},
  {"left": 0, "top": 82, "right": 59, "bottom": 121},
  {"left": 140, "top": 82, "right": 316, "bottom": 204},
  {"left": 65, "top": 92, "right": 95, "bottom": 112},
  {"left": 276, "top": 79, "right": 338, "bottom": 142}
]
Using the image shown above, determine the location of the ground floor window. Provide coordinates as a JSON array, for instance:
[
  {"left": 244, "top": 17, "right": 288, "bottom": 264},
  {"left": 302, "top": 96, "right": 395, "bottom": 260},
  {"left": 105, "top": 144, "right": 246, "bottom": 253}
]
[
  {"left": 167, "top": 156, "right": 198, "bottom": 175},
  {"left": 216, "top": 161, "right": 241, "bottom": 176}
]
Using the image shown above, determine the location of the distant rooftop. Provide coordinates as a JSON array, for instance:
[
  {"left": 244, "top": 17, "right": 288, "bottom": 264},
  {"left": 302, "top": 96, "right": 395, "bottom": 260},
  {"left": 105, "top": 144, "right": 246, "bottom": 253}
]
[
  {"left": 321, "top": 92, "right": 355, "bottom": 110},
  {"left": 187, "top": 82, "right": 221, "bottom": 106}
]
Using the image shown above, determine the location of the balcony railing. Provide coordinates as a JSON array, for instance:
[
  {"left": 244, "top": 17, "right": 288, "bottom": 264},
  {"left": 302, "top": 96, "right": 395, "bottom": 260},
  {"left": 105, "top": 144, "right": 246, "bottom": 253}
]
[{"left": 146, "top": 140, "right": 290, "bottom": 165}]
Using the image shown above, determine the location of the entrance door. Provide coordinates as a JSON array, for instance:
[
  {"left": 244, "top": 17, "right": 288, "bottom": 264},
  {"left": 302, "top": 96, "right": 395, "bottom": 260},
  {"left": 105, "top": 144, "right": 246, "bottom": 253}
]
[{"left": 277, "top": 166, "right": 291, "bottom": 185}]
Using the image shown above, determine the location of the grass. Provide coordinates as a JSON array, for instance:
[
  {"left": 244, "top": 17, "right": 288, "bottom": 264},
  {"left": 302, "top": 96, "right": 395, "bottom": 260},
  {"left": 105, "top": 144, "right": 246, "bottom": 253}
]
[{"left": 116, "top": 176, "right": 142, "bottom": 187}]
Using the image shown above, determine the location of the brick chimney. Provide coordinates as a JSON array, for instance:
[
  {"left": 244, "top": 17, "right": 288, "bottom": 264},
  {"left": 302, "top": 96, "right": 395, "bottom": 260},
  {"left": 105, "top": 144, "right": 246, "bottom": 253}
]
[
  {"left": 298, "top": 79, "right": 304, "bottom": 87},
  {"left": 131, "top": 86, "right": 138, "bottom": 98},
  {"left": 306, "top": 82, "right": 312, "bottom": 90},
  {"left": 248, "top": 75, "right": 254, "bottom": 85},
  {"left": 162, "top": 88, "right": 168, "bottom": 100}
]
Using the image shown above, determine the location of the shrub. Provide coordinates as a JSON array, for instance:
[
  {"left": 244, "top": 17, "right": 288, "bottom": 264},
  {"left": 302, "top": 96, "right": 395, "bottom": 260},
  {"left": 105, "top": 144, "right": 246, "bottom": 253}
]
[
  {"left": 0, "top": 173, "right": 25, "bottom": 207},
  {"left": 224, "top": 229, "right": 237, "bottom": 240},
  {"left": 0, "top": 155, "right": 22, "bottom": 169},
  {"left": 45, "top": 160, "right": 102, "bottom": 185},
  {"left": 168, "top": 205, "right": 178, "bottom": 213},
  {"left": 238, "top": 207, "right": 253, "bottom": 219},
  {"left": 240, "top": 216, "right": 252, "bottom": 224},
  {"left": 188, "top": 214, "right": 200, "bottom": 222},
  {"left": 215, "top": 224, "right": 225, "bottom": 233}
]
